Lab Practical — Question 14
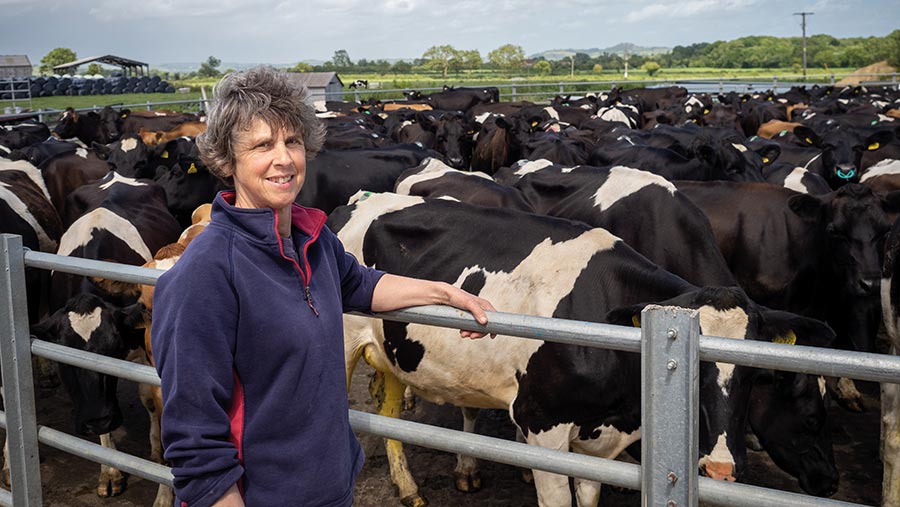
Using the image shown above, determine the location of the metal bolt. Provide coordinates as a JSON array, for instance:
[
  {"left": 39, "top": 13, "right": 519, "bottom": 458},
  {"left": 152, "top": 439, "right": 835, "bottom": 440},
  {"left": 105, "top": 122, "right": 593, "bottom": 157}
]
[
  {"left": 667, "top": 359, "right": 678, "bottom": 371},
  {"left": 667, "top": 501, "right": 678, "bottom": 507},
  {"left": 667, "top": 328, "right": 677, "bottom": 340},
  {"left": 667, "top": 472, "right": 678, "bottom": 484}
]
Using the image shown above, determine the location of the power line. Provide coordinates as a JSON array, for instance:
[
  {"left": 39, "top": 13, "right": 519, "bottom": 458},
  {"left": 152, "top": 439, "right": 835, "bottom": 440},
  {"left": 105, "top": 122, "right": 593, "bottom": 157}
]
[{"left": 793, "top": 11, "right": 814, "bottom": 78}]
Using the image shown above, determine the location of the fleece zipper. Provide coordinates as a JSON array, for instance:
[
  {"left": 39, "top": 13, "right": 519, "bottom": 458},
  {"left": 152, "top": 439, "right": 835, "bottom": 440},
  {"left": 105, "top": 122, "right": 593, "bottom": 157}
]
[{"left": 274, "top": 212, "right": 321, "bottom": 317}]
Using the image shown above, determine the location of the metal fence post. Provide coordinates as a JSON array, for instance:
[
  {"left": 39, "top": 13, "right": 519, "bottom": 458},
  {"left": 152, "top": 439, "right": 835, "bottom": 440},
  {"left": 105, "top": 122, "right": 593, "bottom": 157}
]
[
  {"left": 641, "top": 305, "right": 699, "bottom": 507},
  {"left": 511, "top": 84, "right": 517, "bottom": 101},
  {"left": 0, "top": 234, "right": 43, "bottom": 507}
]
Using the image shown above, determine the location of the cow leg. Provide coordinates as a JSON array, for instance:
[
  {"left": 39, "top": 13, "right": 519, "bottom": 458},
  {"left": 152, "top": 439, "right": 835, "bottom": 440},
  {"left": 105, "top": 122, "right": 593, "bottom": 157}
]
[
  {"left": 34, "top": 357, "right": 58, "bottom": 388},
  {"left": 97, "top": 433, "right": 126, "bottom": 497},
  {"left": 368, "top": 370, "right": 425, "bottom": 507},
  {"left": 526, "top": 427, "right": 574, "bottom": 507},
  {"left": 517, "top": 429, "right": 534, "bottom": 483},
  {"left": 403, "top": 385, "right": 416, "bottom": 411},
  {"left": 153, "top": 483, "right": 175, "bottom": 507},
  {"left": 883, "top": 380, "right": 900, "bottom": 507},
  {"left": 453, "top": 407, "right": 481, "bottom": 492},
  {"left": 573, "top": 479, "right": 602, "bottom": 507},
  {"left": 828, "top": 376, "right": 865, "bottom": 412}
]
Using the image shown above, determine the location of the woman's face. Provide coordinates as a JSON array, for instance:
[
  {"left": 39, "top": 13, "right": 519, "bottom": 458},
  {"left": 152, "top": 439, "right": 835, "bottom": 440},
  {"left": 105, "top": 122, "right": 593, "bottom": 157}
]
[{"left": 230, "top": 117, "right": 306, "bottom": 213}]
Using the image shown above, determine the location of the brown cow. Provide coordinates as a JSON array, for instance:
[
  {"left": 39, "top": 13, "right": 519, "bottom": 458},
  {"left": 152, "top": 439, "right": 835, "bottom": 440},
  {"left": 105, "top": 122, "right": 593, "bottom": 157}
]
[
  {"left": 138, "top": 121, "right": 207, "bottom": 147},
  {"left": 757, "top": 120, "right": 803, "bottom": 139}
]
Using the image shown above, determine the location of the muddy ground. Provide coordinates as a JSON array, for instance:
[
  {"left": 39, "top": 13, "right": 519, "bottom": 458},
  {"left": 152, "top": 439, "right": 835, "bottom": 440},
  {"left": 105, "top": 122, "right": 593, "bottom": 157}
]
[{"left": 0, "top": 361, "right": 885, "bottom": 507}]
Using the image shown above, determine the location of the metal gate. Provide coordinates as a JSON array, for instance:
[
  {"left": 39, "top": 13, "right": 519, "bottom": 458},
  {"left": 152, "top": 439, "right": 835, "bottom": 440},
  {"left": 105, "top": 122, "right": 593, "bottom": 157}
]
[{"left": 2, "top": 233, "right": 899, "bottom": 507}]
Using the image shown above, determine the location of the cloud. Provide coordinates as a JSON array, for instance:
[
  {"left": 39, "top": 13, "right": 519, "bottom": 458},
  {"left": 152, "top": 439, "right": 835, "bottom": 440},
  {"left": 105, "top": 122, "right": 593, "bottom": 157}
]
[
  {"left": 88, "top": 0, "right": 260, "bottom": 21},
  {"left": 624, "top": 0, "right": 759, "bottom": 22}
]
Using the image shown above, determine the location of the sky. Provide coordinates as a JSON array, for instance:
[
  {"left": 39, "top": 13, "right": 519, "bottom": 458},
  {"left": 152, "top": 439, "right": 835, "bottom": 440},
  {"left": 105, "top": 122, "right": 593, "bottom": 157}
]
[{"left": 1, "top": 0, "right": 898, "bottom": 67}]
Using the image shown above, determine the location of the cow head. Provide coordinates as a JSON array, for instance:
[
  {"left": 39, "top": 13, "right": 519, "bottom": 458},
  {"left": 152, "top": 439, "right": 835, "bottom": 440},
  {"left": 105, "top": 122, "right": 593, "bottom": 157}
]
[
  {"left": 92, "top": 134, "right": 154, "bottom": 179},
  {"left": 30, "top": 293, "right": 146, "bottom": 436},
  {"left": 749, "top": 370, "right": 839, "bottom": 497},
  {"left": 690, "top": 137, "right": 765, "bottom": 183},
  {"left": 608, "top": 286, "right": 835, "bottom": 484},
  {"left": 415, "top": 111, "right": 475, "bottom": 169},
  {"left": 794, "top": 124, "right": 895, "bottom": 187},
  {"left": 789, "top": 185, "right": 900, "bottom": 351},
  {"left": 51, "top": 108, "right": 79, "bottom": 140}
]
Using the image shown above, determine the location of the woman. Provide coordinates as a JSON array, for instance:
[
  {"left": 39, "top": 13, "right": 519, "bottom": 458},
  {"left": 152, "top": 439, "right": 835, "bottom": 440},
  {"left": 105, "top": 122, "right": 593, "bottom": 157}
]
[{"left": 151, "top": 66, "right": 494, "bottom": 507}]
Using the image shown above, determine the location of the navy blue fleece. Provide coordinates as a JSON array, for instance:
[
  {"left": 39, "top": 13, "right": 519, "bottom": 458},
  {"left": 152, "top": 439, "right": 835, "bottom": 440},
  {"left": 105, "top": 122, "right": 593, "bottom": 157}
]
[{"left": 152, "top": 192, "right": 384, "bottom": 507}]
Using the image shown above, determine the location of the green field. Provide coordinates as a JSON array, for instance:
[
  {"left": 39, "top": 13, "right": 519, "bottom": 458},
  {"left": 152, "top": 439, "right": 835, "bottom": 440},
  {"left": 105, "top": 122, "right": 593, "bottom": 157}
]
[{"left": 13, "top": 66, "right": 863, "bottom": 113}]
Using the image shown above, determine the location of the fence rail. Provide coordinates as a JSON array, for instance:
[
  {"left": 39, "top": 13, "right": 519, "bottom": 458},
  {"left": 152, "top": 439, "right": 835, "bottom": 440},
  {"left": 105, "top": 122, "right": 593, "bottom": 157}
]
[{"left": 1, "top": 234, "right": 896, "bottom": 506}]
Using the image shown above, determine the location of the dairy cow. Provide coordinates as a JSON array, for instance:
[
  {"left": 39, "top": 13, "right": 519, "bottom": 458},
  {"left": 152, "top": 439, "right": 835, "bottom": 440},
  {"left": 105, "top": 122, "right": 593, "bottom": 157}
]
[{"left": 330, "top": 193, "right": 834, "bottom": 507}]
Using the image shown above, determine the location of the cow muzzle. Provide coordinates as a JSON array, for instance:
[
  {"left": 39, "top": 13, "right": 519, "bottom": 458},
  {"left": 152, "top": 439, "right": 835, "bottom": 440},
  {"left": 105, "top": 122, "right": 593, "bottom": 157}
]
[{"left": 700, "top": 461, "right": 736, "bottom": 482}]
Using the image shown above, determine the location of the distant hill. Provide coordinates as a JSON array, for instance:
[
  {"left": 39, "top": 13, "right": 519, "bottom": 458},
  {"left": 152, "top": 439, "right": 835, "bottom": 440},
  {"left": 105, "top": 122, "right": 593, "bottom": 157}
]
[
  {"left": 532, "top": 43, "right": 671, "bottom": 61},
  {"left": 153, "top": 61, "right": 306, "bottom": 73}
]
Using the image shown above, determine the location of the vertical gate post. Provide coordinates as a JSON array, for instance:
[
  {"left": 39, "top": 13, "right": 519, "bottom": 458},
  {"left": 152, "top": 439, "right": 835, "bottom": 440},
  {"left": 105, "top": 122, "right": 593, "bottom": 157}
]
[
  {"left": 0, "top": 234, "right": 43, "bottom": 507},
  {"left": 641, "top": 305, "right": 699, "bottom": 507}
]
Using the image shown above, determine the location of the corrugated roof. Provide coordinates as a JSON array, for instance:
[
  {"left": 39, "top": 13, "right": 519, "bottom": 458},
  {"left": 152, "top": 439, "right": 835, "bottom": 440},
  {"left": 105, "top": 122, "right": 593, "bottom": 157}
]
[
  {"left": 54, "top": 55, "right": 147, "bottom": 71},
  {"left": 286, "top": 72, "right": 343, "bottom": 88},
  {"left": 0, "top": 55, "right": 31, "bottom": 67}
]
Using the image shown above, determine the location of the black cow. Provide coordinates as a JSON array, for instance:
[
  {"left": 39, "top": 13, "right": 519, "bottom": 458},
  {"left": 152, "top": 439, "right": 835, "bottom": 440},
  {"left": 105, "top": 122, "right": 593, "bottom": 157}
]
[
  {"left": 424, "top": 86, "right": 499, "bottom": 112},
  {"left": 0, "top": 122, "right": 51, "bottom": 153},
  {"left": 296, "top": 144, "right": 435, "bottom": 214},
  {"left": 676, "top": 181, "right": 900, "bottom": 409},
  {"left": 92, "top": 134, "right": 156, "bottom": 179},
  {"left": 51, "top": 107, "right": 120, "bottom": 146},
  {"left": 151, "top": 137, "right": 228, "bottom": 228},
  {"left": 330, "top": 193, "right": 834, "bottom": 506},
  {"left": 793, "top": 123, "right": 895, "bottom": 188}
]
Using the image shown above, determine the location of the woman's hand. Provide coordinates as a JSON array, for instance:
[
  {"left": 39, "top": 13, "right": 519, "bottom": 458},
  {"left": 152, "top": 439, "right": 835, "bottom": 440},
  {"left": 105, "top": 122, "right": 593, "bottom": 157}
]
[{"left": 372, "top": 274, "right": 497, "bottom": 339}]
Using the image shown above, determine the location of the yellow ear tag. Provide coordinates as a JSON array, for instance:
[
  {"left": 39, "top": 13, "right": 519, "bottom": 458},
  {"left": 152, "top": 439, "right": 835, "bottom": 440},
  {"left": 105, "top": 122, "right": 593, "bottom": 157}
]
[
  {"left": 161, "top": 151, "right": 169, "bottom": 159},
  {"left": 121, "top": 113, "right": 127, "bottom": 118},
  {"left": 772, "top": 330, "right": 797, "bottom": 345},
  {"left": 631, "top": 315, "right": 641, "bottom": 328},
  {"left": 704, "top": 109, "right": 710, "bottom": 114},
  {"left": 762, "top": 157, "right": 770, "bottom": 164},
  {"left": 531, "top": 121, "right": 538, "bottom": 127},
  {"left": 188, "top": 163, "right": 198, "bottom": 174},
  {"left": 805, "top": 137, "right": 813, "bottom": 145},
  {"left": 868, "top": 142, "right": 880, "bottom": 151}
]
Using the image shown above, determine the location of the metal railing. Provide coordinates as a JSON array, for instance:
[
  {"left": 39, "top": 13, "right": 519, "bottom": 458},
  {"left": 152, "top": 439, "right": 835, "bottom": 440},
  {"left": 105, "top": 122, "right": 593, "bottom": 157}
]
[{"left": 2, "top": 233, "right": 899, "bottom": 506}]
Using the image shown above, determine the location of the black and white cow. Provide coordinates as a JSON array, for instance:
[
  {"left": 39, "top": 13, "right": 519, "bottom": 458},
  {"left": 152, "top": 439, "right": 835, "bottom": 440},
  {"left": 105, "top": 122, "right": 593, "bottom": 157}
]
[
  {"left": 330, "top": 192, "right": 834, "bottom": 507},
  {"left": 30, "top": 294, "right": 145, "bottom": 497},
  {"left": 880, "top": 215, "right": 900, "bottom": 507}
]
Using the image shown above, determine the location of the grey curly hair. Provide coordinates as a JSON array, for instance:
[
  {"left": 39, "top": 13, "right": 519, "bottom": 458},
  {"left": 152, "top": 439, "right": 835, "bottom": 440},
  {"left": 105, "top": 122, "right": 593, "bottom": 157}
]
[{"left": 197, "top": 65, "right": 325, "bottom": 185}]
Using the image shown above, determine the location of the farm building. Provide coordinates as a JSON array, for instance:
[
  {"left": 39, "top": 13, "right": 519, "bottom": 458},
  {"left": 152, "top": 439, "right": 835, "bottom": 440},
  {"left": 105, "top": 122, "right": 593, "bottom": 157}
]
[
  {"left": 0, "top": 55, "right": 33, "bottom": 78},
  {"left": 286, "top": 71, "right": 343, "bottom": 106},
  {"left": 54, "top": 55, "right": 150, "bottom": 76}
]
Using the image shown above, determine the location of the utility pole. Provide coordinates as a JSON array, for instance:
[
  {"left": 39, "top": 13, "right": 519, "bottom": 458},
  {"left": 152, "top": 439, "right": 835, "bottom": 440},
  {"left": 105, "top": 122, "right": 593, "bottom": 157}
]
[{"left": 793, "top": 11, "right": 814, "bottom": 78}]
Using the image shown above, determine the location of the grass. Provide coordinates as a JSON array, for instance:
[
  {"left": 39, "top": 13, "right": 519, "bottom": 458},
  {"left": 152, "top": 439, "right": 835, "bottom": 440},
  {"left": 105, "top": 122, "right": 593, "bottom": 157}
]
[{"left": 10, "top": 66, "right": 864, "bottom": 113}]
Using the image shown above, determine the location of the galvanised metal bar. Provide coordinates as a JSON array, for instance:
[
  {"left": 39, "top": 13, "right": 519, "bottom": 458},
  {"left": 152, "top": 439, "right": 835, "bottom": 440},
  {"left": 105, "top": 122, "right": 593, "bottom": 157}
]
[
  {"left": 642, "top": 306, "right": 700, "bottom": 507},
  {"left": 0, "top": 235, "right": 42, "bottom": 507},
  {"left": 30, "top": 339, "right": 160, "bottom": 386},
  {"left": 0, "top": 486, "right": 11, "bottom": 507},
  {"left": 348, "top": 409, "right": 642, "bottom": 489},
  {"left": 24, "top": 250, "right": 162, "bottom": 285},
  {"left": 0, "top": 412, "right": 173, "bottom": 487},
  {"left": 697, "top": 476, "right": 867, "bottom": 507},
  {"left": 369, "top": 306, "right": 900, "bottom": 384}
]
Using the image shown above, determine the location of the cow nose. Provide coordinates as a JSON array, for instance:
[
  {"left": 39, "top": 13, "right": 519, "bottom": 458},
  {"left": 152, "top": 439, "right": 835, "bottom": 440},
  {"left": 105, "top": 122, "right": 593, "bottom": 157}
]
[
  {"left": 448, "top": 157, "right": 464, "bottom": 167},
  {"left": 700, "top": 461, "right": 736, "bottom": 482},
  {"left": 835, "top": 165, "right": 857, "bottom": 181}
]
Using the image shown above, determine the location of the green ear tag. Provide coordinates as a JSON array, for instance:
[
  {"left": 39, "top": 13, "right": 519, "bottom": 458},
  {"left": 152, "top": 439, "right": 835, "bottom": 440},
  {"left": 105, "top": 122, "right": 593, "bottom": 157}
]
[{"left": 772, "top": 330, "right": 797, "bottom": 346}]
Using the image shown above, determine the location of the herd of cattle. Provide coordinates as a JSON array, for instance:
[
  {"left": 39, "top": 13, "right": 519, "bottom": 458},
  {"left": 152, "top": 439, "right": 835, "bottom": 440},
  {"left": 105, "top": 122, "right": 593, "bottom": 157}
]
[{"left": 1, "top": 81, "right": 900, "bottom": 507}]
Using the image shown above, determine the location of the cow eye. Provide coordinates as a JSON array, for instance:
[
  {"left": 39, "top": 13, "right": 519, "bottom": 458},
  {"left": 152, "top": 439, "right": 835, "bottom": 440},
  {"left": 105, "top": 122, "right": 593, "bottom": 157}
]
[{"left": 804, "top": 417, "right": 820, "bottom": 432}]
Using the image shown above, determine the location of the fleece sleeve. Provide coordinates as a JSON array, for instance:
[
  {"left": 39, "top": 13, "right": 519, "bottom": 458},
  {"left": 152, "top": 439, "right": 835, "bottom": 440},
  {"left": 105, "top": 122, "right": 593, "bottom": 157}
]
[
  {"left": 151, "top": 254, "right": 245, "bottom": 507},
  {"left": 323, "top": 226, "right": 385, "bottom": 313}
]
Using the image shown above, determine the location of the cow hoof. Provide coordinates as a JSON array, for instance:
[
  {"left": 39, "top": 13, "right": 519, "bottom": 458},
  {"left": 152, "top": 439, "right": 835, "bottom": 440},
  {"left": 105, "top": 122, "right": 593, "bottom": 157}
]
[
  {"left": 519, "top": 468, "right": 534, "bottom": 484},
  {"left": 400, "top": 493, "right": 428, "bottom": 507},
  {"left": 745, "top": 432, "right": 763, "bottom": 451},
  {"left": 454, "top": 471, "right": 482, "bottom": 492},
  {"left": 97, "top": 475, "right": 126, "bottom": 497}
]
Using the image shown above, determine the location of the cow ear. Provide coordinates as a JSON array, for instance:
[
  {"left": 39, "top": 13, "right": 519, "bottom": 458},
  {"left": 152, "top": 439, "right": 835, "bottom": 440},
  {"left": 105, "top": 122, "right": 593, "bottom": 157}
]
[
  {"left": 787, "top": 193, "right": 823, "bottom": 221},
  {"left": 755, "top": 144, "right": 781, "bottom": 166},
  {"left": 793, "top": 126, "right": 821, "bottom": 147},
  {"left": 92, "top": 141, "right": 111, "bottom": 160},
  {"left": 415, "top": 111, "right": 437, "bottom": 131},
  {"left": 760, "top": 308, "right": 836, "bottom": 349},
  {"left": 692, "top": 142, "right": 716, "bottom": 165},
  {"left": 864, "top": 129, "right": 894, "bottom": 152},
  {"left": 606, "top": 304, "right": 648, "bottom": 327},
  {"left": 495, "top": 116, "right": 511, "bottom": 130},
  {"left": 115, "top": 303, "right": 149, "bottom": 349}
]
